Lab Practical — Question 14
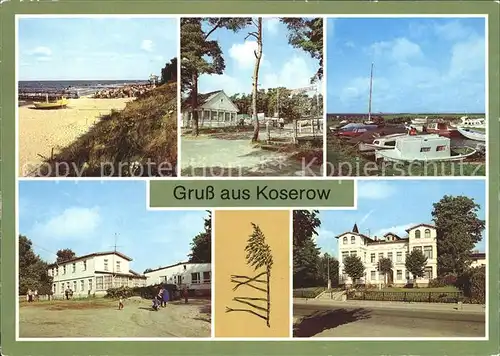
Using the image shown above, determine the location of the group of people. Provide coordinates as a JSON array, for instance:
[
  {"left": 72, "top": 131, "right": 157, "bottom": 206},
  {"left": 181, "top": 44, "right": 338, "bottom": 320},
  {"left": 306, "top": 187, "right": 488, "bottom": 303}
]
[
  {"left": 26, "top": 289, "right": 39, "bottom": 302},
  {"left": 92, "top": 84, "right": 154, "bottom": 99}
]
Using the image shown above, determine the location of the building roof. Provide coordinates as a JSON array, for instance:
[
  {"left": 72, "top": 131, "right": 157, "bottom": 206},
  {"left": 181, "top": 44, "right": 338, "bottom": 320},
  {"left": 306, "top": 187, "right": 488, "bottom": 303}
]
[
  {"left": 335, "top": 231, "right": 374, "bottom": 242},
  {"left": 470, "top": 252, "right": 486, "bottom": 260},
  {"left": 366, "top": 238, "right": 409, "bottom": 245},
  {"left": 144, "top": 261, "right": 209, "bottom": 274},
  {"left": 181, "top": 90, "right": 224, "bottom": 110},
  {"left": 405, "top": 223, "right": 435, "bottom": 232},
  {"left": 47, "top": 251, "right": 133, "bottom": 267}
]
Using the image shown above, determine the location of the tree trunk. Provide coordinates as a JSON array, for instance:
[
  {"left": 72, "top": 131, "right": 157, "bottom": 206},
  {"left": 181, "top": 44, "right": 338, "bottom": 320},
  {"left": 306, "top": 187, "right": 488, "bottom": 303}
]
[
  {"left": 191, "top": 71, "right": 199, "bottom": 136},
  {"left": 251, "top": 18, "right": 263, "bottom": 143},
  {"left": 266, "top": 267, "right": 271, "bottom": 327}
]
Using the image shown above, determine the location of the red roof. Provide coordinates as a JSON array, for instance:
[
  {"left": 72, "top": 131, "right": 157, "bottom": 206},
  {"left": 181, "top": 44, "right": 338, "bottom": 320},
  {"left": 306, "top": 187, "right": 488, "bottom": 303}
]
[{"left": 405, "top": 223, "right": 435, "bottom": 232}]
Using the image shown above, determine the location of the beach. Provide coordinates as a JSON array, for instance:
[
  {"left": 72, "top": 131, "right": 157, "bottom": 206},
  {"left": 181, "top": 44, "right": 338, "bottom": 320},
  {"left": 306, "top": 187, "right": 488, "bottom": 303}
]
[{"left": 18, "top": 97, "right": 133, "bottom": 176}]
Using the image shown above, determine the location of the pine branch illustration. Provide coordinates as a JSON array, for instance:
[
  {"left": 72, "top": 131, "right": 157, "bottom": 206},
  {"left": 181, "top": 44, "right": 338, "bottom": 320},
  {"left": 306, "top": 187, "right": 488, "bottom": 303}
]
[{"left": 225, "top": 223, "right": 273, "bottom": 328}]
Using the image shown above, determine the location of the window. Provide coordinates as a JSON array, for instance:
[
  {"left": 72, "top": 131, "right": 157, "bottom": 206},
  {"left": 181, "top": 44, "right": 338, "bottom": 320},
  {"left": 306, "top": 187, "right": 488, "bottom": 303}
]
[
  {"left": 420, "top": 147, "right": 431, "bottom": 152},
  {"left": 73, "top": 281, "right": 77, "bottom": 291},
  {"left": 397, "top": 270, "right": 403, "bottom": 280},
  {"left": 436, "top": 145, "right": 446, "bottom": 152},
  {"left": 415, "top": 230, "right": 421, "bottom": 238},
  {"left": 203, "top": 271, "right": 211, "bottom": 283},
  {"left": 370, "top": 271, "right": 376, "bottom": 280},
  {"left": 343, "top": 237, "right": 347, "bottom": 244},
  {"left": 413, "top": 246, "right": 422, "bottom": 252},
  {"left": 88, "top": 279, "right": 93, "bottom": 291},
  {"left": 53, "top": 284, "right": 56, "bottom": 293},
  {"left": 388, "top": 252, "right": 393, "bottom": 261},
  {"left": 378, "top": 253, "right": 383, "bottom": 260},
  {"left": 191, "top": 272, "right": 201, "bottom": 284},
  {"left": 183, "top": 265, "right": 187, "bottom": 270},
  {"left": 370, "top": 253, "right": 376, "bottom": 263},
  {"left": 104, "top": 259, "right": 109, "bottom": 271},
  {"left": 364, "top": 252, "right": 367, "bottom": 262},
  {"left": 72, "top": 263, "right": 76, "bottom": 273},
  {"left": 424, "top": 267, "right": 433, "bottom": 279},
  {"left": 405, "top": 271, "right": 410, "bottom": 280},
  {"left": 96, "top": 276, "right": 103, "bottom": 290},
  {"left": 423, "top": 246, "right": 433, "bottom": 259},
  {"left": 80, "top": 280, "right": 85, "bottom": 291},
  {"left": 61, "top": 283, "right": 65, "bottom": 293},
  {"left": 341, "top": 251, "right": 349, "bottom": 261},
  {"left": 351, "top": 236, "right": 355, "bottom": 244},
  {"left": 63, "top": 266, "right": 66, "bottom": 274},
  {"left": 55, "top": 267, "right": 58, "bottom": 276},
  {"left": 424, "top": 229, "right": 431, "bottom": 238},
  {"left": 397, "top": 252, "right": 402, "bottom": 262},
  {"left": 116, "top": 261, "right": 121, "bottom": 272},
  {"left": 82, "top": 261, "right": 87, "bottom": 271},
  {"left": 350, "top": 251, "right": 357, "bottom": 257},
  {"left": 103, "top": 276, "right": 112, "bottom": 289}
]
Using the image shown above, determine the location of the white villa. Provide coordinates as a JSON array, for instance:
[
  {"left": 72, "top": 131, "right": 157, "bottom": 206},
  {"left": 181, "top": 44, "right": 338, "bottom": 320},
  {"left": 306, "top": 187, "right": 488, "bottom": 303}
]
[
  {"left": 336, "top": 223, "right": 438, "bottom": 287},
  {"left": 47, "top": 251, "right": 147, "bottom": 297},
  {"left": 144, "top": 262, "right": 211, "bottom": 295},
  {"left": 181, "top": 90, "right": 239, "bottom": 128}
]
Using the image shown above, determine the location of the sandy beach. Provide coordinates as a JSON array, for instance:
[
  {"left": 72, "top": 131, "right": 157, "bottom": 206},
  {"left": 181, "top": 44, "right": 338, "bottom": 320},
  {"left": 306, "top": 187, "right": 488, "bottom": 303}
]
[{"left": 18, "top": 97, "right": 133, "bottom": 176}]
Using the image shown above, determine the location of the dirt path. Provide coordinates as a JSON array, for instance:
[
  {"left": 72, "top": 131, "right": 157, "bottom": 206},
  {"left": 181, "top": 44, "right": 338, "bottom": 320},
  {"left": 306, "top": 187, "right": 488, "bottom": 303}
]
[
  {"left": 19, "top": 298, "right": 211, "bottom": 338},
  {"left": 181, "top": 134, "right": 322, "bottom": 176}
]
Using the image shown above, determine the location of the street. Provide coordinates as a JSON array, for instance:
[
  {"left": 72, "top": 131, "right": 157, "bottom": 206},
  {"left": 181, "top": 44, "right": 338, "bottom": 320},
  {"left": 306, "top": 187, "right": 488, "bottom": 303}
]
[{"left": 294, "top": 302, "right": 485, "bottom": 338}]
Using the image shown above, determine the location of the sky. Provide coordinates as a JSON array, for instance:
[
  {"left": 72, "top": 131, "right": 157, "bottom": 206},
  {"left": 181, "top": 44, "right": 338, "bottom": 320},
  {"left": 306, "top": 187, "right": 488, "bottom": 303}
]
[
  {"left": 18, "top": 181, "right": 207, "bottom": 273},
  {"left": 197, "top": 17, "right": 321, "bottom": 96},
  {"left": 315, "top": 179, "right": 487, "bottom": 258},
  {"left": 18, "top": 17, "right": 178, "bottom": 81},
  {"left": 326, "top": 17, "right": 486, "bottom": 113}
]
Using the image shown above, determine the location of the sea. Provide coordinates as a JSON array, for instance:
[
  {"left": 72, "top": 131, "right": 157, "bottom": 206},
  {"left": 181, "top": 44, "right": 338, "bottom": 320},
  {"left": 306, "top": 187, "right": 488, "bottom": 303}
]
[{"left": 18, "top": 80, "right": 149, "bottom": 97}]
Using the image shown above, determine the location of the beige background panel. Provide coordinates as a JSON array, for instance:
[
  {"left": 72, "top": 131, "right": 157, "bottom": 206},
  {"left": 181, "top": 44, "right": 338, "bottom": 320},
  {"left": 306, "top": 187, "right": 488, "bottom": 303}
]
[{"left": 214, "top": 210, "right": 290, "bottom": 338}]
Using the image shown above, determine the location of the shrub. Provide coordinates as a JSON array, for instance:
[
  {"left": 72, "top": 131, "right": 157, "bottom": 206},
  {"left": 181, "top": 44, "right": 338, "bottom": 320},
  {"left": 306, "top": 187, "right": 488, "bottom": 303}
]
[
  {"left": 106, "top": 284, "right": 179, "bottom": 300},
  {"left": 456, "top": 267, "right": 485, "bottom": 304}
]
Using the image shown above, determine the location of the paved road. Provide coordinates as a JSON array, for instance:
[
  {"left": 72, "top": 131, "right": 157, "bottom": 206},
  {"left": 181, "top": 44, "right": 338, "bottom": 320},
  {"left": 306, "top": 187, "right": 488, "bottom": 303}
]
[{"left": 294, "top": 303, "right": 485, "bottom": 338}]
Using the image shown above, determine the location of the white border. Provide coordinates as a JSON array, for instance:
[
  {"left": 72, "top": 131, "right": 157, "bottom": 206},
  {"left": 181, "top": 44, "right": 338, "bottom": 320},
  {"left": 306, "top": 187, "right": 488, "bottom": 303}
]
[{"left": 14, "top": 13, "right": 489, "bottom": 343}]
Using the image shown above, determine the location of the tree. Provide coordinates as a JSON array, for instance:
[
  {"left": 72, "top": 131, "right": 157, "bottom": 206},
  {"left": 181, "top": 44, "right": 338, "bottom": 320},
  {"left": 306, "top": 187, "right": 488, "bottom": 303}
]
[
  {"left": 405, "top": 249, "right": 428, "bottom": 285},
  {"left": 318, "top": 253, "right": 339, "bottom": 288},
  {"left": 292, "top": 210, "right": 322, "bottom": 288},
  {"left": 343, "top": 255, "right": 365, "bottom": 284},
  {"left": 377, "top": 257, "right": 393, "bottom": 286},
  {"left": 248, "top": 17, "right": 263, "bottom": 142},
  {"left": 160, "top": 57, "right": 177, "bottom": 84},
  {"left": 432, "top": 195, "right": 485, "bottom": 276},
  {"left": 56, "top": 248, "right": 76, "bottom": 263},
  {"left": 181, "top": 18, "right": 251, "bottom": 136},
  {"left": 281, "top": 17, "right": 323, "bottom": 82},
  {"left": 188, "top": 210, "right": 212, "bottom": 263},
  {"left": 227, "top": 223, "right": 273, "bottom": 327},
  {"left": 19, "top": 235, "right": 53, "bottom": 295}
]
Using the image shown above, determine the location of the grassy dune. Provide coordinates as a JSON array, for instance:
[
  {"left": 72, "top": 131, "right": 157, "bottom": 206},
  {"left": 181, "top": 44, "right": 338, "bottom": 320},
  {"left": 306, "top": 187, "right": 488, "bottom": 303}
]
[{"left": 38, "top": 82, "right": 177, "bottom": 177}]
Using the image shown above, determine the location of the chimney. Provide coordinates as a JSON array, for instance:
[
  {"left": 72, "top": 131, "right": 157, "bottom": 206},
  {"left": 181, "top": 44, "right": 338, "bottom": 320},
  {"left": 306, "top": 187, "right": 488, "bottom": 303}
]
[{"left": 374, "top": 236, "right": 378, "bottom": 241}]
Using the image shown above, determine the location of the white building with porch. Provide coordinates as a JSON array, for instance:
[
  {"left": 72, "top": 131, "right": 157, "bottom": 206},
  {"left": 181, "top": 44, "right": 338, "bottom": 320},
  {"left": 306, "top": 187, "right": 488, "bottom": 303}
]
[
  {"left": 47, "top": 251, "right": 147, "bottom": 297},
  {"left": 336, "top": 223, "right": 438, "bottom": 287},
  {"left": 144, "top": 261, "right": 211, "bottom": 295},
  {"left": 181, "top": 90, "right": 239, "bottom": 128}
]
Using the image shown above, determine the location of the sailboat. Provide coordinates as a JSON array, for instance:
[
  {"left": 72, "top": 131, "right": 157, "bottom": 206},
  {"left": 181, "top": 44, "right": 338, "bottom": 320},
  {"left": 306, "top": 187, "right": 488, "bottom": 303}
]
[{"left": 363, "top": 63, "right": 376, "bottom": 125}]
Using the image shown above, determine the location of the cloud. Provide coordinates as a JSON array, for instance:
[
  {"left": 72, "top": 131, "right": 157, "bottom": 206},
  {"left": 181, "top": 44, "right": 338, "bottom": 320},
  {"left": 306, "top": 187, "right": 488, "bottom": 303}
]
[
  {"left": 357, "top": 181, "right": 396, "bottom": 200},
  {"left": 228, "top": 41, "right": 262, "bottom": 69},
  {"left": 433, "top": 20, "right": 475, "bottom": 41},
  {"left": 374, "top": 223, "right": 416, "bottom": 238},
  {"left": 32, "top": 207, "right": 101, "bottom": 240},
  {"left": 370, "top": 37, "right": 423, "bottom": 63},
  {"left": 140, "top": 39, "right": 154, "bottom": 52},
  {"left": 28, "top": 46, "right": 52, "bottom": 56},
  {"left": 265, "top": 18, "right": 280, "bottom": 35},
  {"left": 261, "top": 56, "right": 316, "bottom": 90}
]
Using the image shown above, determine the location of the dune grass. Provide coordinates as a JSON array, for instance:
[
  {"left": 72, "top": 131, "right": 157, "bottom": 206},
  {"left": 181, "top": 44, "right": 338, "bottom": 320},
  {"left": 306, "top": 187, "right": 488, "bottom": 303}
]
[{"left": 38, "top": 82, "right": 178, "bottom": 177}]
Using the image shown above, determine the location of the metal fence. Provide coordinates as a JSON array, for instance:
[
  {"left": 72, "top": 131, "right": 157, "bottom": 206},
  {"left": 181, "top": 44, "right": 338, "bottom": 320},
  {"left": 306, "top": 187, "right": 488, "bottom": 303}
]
[{"left": 347, "top": 290, "right": 463, "bottom": 303}]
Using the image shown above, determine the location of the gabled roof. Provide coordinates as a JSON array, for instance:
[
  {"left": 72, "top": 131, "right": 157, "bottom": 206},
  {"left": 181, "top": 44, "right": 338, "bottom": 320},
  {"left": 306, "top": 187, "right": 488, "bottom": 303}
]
[
  {"left": 335, "top": 231, "right": 374, "bottom": 242},
  {"left": 47, "top": 251, "right": 133, "bottom": 267},
  {"left": 405, "top": 223, "right": 435, "bottom": 232},
  {"left": 182, "top": 90, "right": 236, "bottom": 110},
  {"left": 144, "top": 261, "right": 210, "bottom": 274},
  {"left": 384, "top": 232, "right": 402, "bottom": 240}
]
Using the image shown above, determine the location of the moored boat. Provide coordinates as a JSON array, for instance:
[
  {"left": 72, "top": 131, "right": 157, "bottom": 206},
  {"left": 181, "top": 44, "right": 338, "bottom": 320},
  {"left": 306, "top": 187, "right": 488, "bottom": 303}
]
[
  {"left": 374, "top": 134, "right": 476, "bottom": 163},
  {"left": 457, "top": 127, "right": 486, "bottom": 142},
  {"left": 426, "top": 122, "right": 460, "bottom": 138},
  {"left": 33, "top": 95, "right": 68, "bottom": 110}
]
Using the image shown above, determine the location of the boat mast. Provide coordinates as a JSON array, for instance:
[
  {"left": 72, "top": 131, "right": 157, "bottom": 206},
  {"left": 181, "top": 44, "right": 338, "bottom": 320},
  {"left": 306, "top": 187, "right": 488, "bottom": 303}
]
[{"left": 368, "top": 62, "right": 373, "bottom": 121}]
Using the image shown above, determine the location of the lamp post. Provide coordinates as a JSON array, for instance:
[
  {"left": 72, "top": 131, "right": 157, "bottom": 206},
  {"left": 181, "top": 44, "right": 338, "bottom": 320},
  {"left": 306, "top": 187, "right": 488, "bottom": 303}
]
[{"left": 326, "top": 254, "right": 331, "bottom": 290}]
